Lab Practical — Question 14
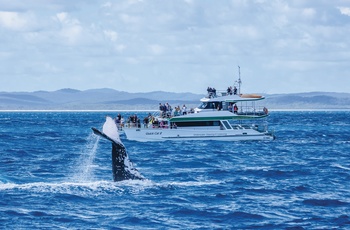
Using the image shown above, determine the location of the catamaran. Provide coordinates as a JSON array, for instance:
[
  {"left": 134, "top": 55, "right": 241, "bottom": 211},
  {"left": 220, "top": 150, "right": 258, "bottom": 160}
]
[{"left": 122, "top": 67, "right": 275, "bottom": 142}]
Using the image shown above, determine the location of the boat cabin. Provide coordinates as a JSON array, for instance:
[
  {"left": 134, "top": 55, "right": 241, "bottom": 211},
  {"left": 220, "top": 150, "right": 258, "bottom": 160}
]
[{"left": 195, "top": 92, "right": 267, "bottom": 117}]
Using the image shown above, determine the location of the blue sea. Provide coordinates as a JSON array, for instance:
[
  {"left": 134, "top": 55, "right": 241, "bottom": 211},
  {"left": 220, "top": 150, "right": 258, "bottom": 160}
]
[{"left": 0, "top": 111, "right": 349, "bottom": 229}]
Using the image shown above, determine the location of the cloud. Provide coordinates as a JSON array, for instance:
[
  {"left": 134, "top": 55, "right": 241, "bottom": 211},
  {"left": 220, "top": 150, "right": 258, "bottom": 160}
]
[
  {"left": 119, "top": 13, "right": 141, "bottom": 24},
  {"left": 149, "top": 44, "right": 165, "bottom": 55},
  {"left": 102, "top": 2, "right": 112, "bottom": 8},
  {"left": 0, "top": 11, "right": 28, "bottom": 30},
  {"left": 302, "top": 8, "right": 316, "bottom": 18},
  {"left": 338, "top": 7, "right": 350, "bottom": 16},
  {"left": 104, "top": 30, "right": 118, "bottom": 42},
  {"left": 54, "top": 12, "right": 83, "bottom": 44},
  {"left": 0, "top": 0, "right": 349, "bottom": 94}
]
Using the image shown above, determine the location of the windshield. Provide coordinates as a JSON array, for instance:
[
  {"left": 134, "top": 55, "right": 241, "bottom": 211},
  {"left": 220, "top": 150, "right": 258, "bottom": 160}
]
[{"left": 198, "top": 102, "right": 207, "bottom": 109}]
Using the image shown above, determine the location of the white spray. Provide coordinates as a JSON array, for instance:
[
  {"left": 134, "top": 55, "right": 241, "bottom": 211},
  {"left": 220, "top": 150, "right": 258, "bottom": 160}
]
[{"left": 71, "top": 133, "right": 100, "bottom": 182}]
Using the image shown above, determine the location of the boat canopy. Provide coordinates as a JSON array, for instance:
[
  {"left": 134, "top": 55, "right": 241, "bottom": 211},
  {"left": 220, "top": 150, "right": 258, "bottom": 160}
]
[{"left": 200, "top": 94, "right": 264, "bottom": 103}]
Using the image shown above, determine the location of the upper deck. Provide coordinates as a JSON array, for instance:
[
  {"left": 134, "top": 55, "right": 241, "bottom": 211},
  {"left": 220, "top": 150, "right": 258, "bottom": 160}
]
[{"left": 201, "top": 90, "right": 265, "bottom": 103}]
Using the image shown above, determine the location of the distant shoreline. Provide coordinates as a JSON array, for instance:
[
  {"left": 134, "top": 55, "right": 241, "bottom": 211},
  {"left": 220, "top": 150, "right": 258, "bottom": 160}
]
[
  {"left": 0, "top": 109, "right": 349, "bottom": 112},
  {"left": 1, "top": 89, "right": 350, "bottom": 111}
]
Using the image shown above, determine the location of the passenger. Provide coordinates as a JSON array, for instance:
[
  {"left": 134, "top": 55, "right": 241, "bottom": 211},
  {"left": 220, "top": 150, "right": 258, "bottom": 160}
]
[
  {"left": 126, "top": 116, "right": 131, "bottom": 127},
  {"left": 233, "top": 86, "right": 237, "bottom": 95},
  {"left": 143, "top": 116, "right": 149, "bottom": 128},
  {"left": 114, "top": 117, "right": 121, "bottom": 129},
  {"left": 228, "top": 103, "right": 233, "bottom": 112},
  {"left": 173, "top": 106, "right": 179, "bottom": 116},
  {"left": 120, "top": 116, "right": 125, "bottom": 127},
  {"left": 114, "top": 117, "right": 120, "bottom": 124},
  {"left": 152, "top": 118, "right": 159, "bottom": 128},
  {"left": 148, "top": 115, "right": 154, "bottom": 127},
  {"left": 227, "top": 87, "right": 232, "bottom": 95},
  {"left": 162, "top": 103, "right": 167, "bottom": 118},
  {"left": 263, "top": 107, "right": 269, "bottom": 115},
  {"left": 159, "top": 103, "right": 164, "bottom": 117},
  {"left": 178, "top": 106, "right": 182, "bottom": 116},
  {"left": 207, "top": 87, "right": 212, "bottom": 98},
  {"left": 165, "top": 102, "right": 172, "bottom": 117},
  {"left": 182, "top": 104, "right": 187, "bottom": 115},
  {"left": 160, "top": 120, "right": 168, "bottom": 128},
  {"left": 129, "top": 114, "right": 137, "bottom": 127},
  {"left": 137, "top": 118, "right": 141, "bottom": 128},
  {"left": 233, "top": 104, "right": 238, "bottom": 114}
]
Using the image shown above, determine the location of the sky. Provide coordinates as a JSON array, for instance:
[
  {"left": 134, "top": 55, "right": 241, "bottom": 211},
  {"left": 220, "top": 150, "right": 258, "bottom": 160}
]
[{"left": 0, "top": 0, "right": 349, "bottom": 94}]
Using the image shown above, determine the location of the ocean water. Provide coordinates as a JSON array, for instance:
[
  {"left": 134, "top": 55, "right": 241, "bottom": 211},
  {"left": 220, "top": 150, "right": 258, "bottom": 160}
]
[{"left": 0, "top": 111, "right": 349, "bottom": 229}]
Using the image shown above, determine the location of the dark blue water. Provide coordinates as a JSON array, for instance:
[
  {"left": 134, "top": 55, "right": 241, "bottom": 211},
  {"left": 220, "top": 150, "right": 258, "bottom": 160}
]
[{"left": 0, "top": 111, "right": 349, "bottom": 229}]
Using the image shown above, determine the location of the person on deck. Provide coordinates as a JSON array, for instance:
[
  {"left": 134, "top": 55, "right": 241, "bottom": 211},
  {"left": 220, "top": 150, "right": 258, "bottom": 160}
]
[
  {"left": 143, "top": 116, "right": 149, "bottom": 128},
  {"left": 228, "top": 103, "right": 233, "bottom": 112},
  {"left": 233, "top": 104, "right": 238, "bottom": 114},
  {"left": 159, "top": 103, "right": 164, "bottom": 117},
  {"left": 182, "top": 104, "right": 187, "bottom": 115}
]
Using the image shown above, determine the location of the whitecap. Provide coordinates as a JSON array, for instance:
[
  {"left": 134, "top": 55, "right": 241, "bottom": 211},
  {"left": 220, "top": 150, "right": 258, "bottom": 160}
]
[{"left": 332, "top": 163, "right": 350, "bottom": 171}]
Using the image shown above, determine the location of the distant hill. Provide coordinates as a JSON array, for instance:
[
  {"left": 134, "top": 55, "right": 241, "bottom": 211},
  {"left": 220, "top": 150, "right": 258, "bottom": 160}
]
[
  {"left": 0, "top": 88, "right": 349, "bottom": 110},
  {"left": 265, "top": 92, "right": 350, "bottom": 109},
  {"left": 0, "top": 88, "right": 202, "bottom": 110}
]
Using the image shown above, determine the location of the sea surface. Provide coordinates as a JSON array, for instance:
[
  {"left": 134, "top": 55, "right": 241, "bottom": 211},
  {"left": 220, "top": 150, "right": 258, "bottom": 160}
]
[{"left": 0, "top": 111, "right": 349, "bottom": 229}]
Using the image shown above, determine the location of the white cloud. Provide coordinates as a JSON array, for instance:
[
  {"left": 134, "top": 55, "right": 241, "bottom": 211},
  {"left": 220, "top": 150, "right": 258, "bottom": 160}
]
[
  {"left": 0, "top": 0, "right": 349, "bottom": 94},
  {"left": 102, "top": 2, "right": 112, "bottom": 8},
  {"left": 0, "top": 11, "right": 28, "bottom": 30},
  {"left": 149, "top": 44, "right": 165, "bottom": 55},
  {"left": 302, "top": 8, "right": 316, "bottom": 18},
  {"left": 114, "top": 44, "right": 126, "bottom": 52},
  {"left": 338, "top": 7, "right": 350, "bottom": 16},
  {"left": 104, "top": 30, "right": 118, "bottom": 42},
  {"left": 54, "top": 12, "right": 82, "bottom": 44},
  {"left": 119, "top": 13, "right": 140, "bottom": 24}
]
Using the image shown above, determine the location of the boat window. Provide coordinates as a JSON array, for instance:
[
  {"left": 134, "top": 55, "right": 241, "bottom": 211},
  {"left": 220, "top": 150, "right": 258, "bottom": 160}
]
[
  {"left": 197, "top": 102, "right": 223, "bottom": 110},
  {"left": 198, "top": 102, "right": 207, "bottom": 109},
  {"left": 221, "top": 120, "right": 232, "bottom": 129},
  {"left": 176, "top": 121, "right": 220, "bottom": 127}
]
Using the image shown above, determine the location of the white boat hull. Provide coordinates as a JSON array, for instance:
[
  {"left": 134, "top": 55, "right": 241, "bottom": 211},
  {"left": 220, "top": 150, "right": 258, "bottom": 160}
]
[{"left": 123, "top": 127, "right": 274, "bottom": 142}]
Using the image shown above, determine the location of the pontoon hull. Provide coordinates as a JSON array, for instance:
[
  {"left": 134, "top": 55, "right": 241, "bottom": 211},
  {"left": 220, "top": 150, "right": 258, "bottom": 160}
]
[{"left": 123, "top": 128, "right": 274, "bottom": 142}]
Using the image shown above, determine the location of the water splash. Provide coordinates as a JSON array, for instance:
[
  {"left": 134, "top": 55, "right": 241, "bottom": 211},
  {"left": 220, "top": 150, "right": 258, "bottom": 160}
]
[{"left": 70, "top": 133, "right": 100, "bottom": 182}]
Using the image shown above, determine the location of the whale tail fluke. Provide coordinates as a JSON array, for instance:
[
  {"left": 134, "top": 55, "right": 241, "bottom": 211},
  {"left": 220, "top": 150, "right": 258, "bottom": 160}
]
[{"left": 91, "top": 117, "right": 144, "bottom": 182}]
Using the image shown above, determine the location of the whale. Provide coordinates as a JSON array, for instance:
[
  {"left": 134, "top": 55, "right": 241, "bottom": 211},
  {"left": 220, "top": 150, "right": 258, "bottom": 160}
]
[{"left": 91, "top": 116, "right": 144, "bottom": 182}]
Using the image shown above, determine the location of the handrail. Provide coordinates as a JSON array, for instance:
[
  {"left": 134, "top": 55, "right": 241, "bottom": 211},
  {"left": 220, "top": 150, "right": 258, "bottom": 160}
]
[
  {"left": 206, "top": 89, "right": 238, "bottom": 98},
  {"left": 236, "top": 106, "right": 268, "bottom": 116}
]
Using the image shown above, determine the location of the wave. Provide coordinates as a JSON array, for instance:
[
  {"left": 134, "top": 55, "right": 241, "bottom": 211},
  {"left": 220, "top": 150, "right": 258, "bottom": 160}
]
[
  {"left": 0, "top": 178, "right": 222, "bottom": 195},
  {"left": 332, "top": 163, "right": 350, "bottom": 171},
  {"left": 0, "top": 180, "right": 156, "bottom": 197},
  {"left": 302, "top": 199, "right": 349, "bottom": 207},
  {"left": 162, "top": 180, "right": 222, "bottom": 188}
]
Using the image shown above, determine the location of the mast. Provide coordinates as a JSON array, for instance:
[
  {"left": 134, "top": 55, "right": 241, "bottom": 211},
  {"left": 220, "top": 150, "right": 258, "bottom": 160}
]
[{"left": 238, "top": 66, "right": 242, "bottom": 95}]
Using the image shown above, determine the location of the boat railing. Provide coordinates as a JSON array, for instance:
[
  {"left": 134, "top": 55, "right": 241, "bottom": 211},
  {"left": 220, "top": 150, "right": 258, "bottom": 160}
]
[
  {"left": 237, "top": 106, "right": 267, "bottom": 116},
  {"left": 236, "top": 106, "right": 267, "bottom": 116},
  {"left": 206, "top": 89, "right": 238, "bottom": 98}
]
